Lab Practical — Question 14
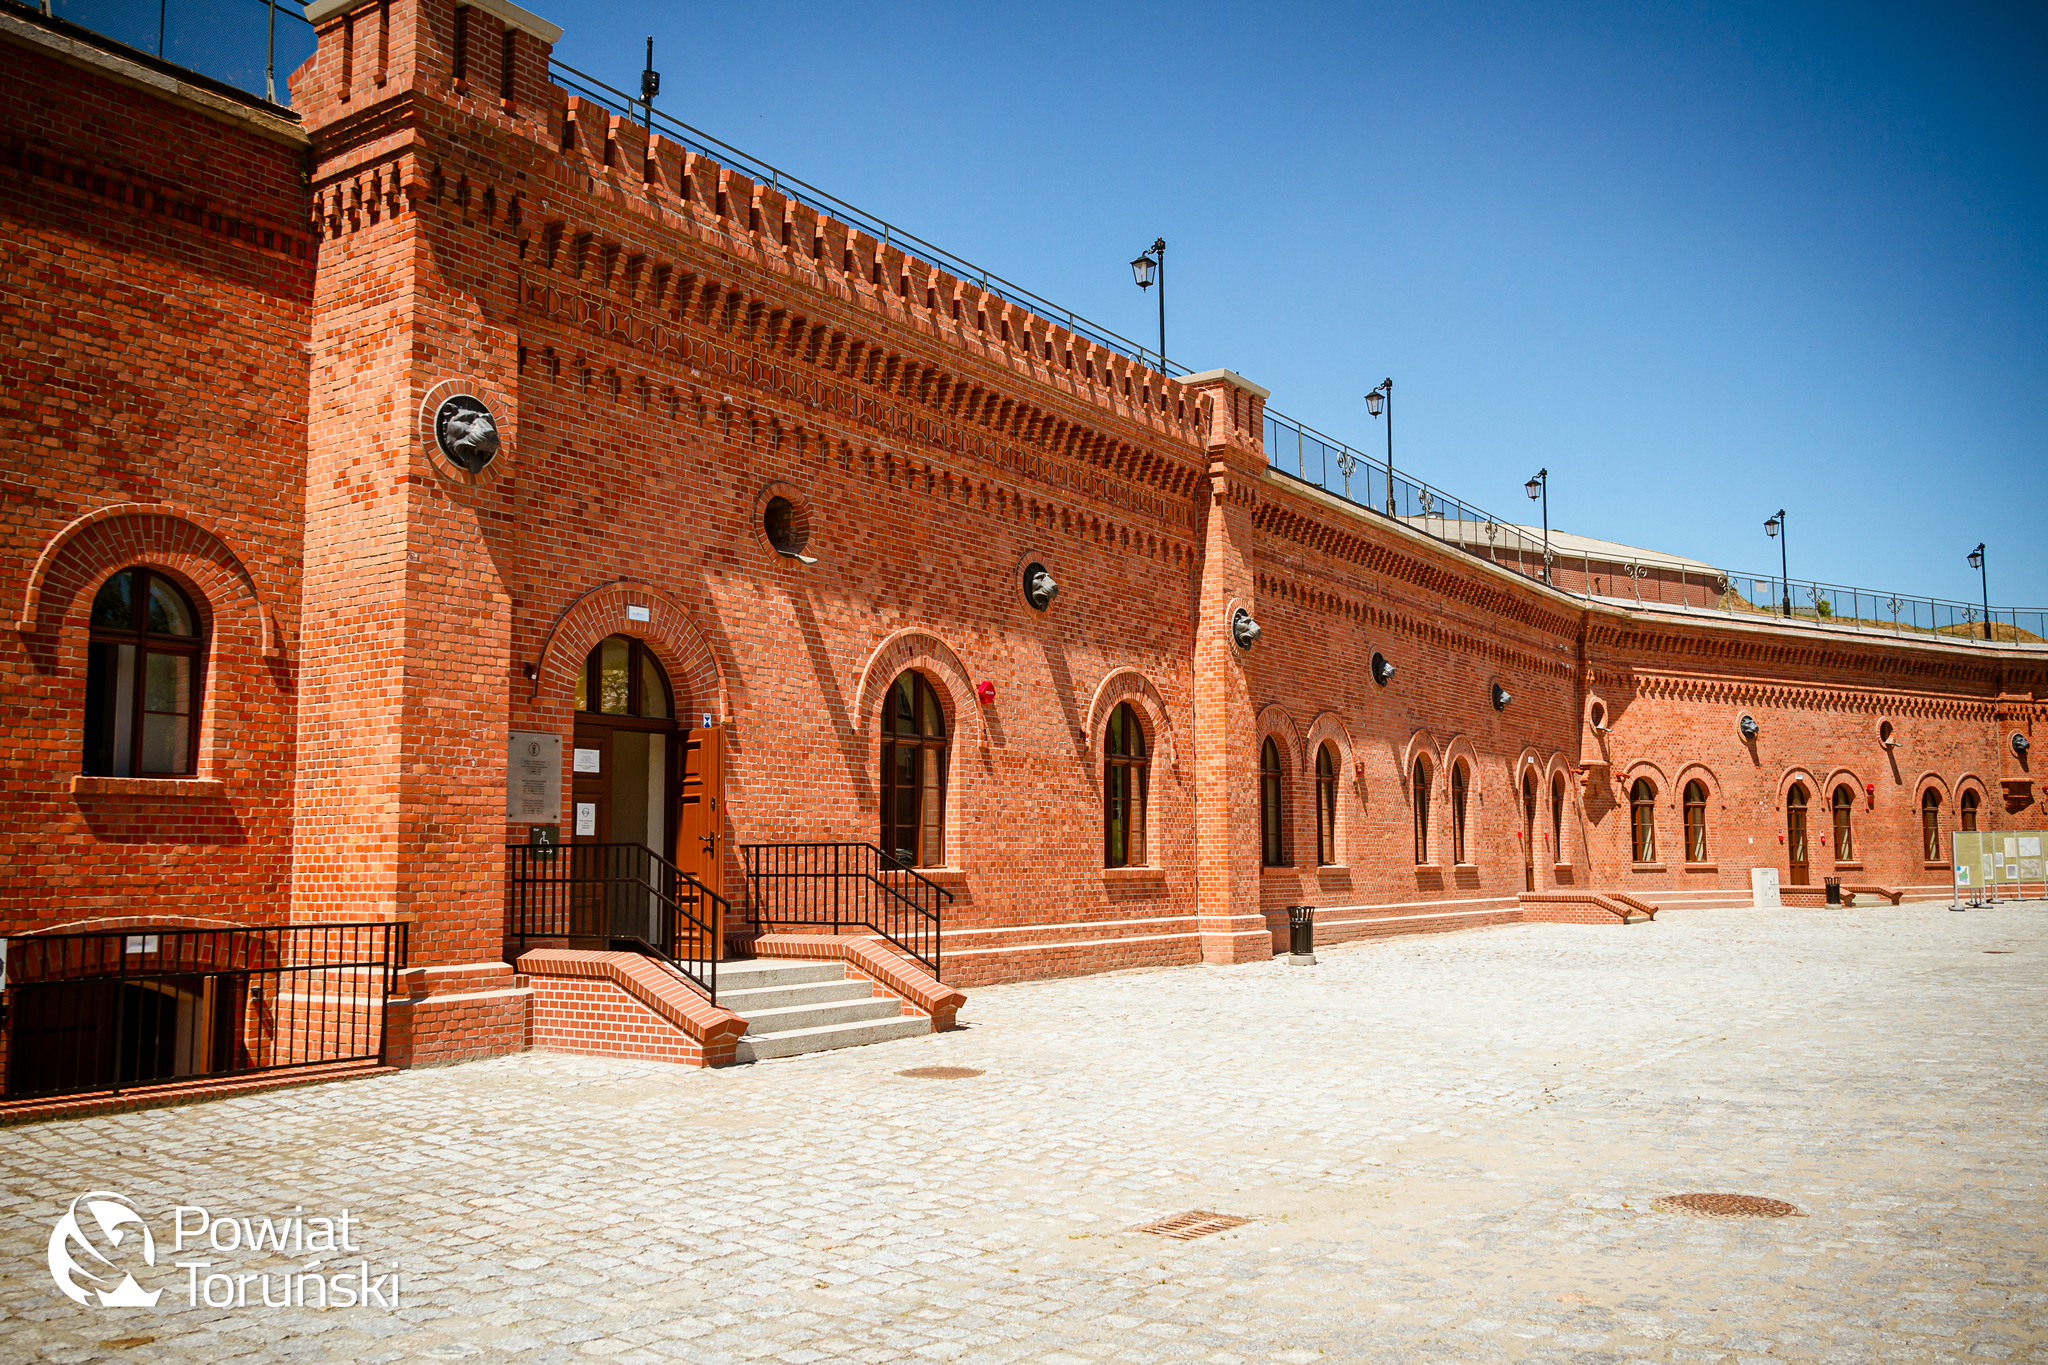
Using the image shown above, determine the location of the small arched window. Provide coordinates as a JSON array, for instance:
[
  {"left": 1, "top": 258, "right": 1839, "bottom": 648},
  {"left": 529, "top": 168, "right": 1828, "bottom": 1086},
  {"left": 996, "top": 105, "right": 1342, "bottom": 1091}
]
[
  {"left": 880, "top": 672, "right": 947, "bottom": 868},
  {"left": 1683, "top": 781, "right": 1709, "bottom": 863},
  {"left": 1413, "top": 759, "right": 1432, "bottom": 865},
  {"left": 1451, "top": 762, "right": 1471, "bottom": 865},
  {"left": 1260, "top": 738, "right": 1286, "bottom": 867},
  {"left": 1921, "top": 789, "right": 1943, "bottom": 863},
  {"left": 1786, "top": 783, "right": 1809, "bottom": 869},
  {"left": 1551, "top": 773, "right": 1566, "bottom": 860},
  {"left": 1960, "top": 788, "right": 1979, "bottom": 831},
  {"left": 575, "top": 634, "right": 672, "bottom": 718},
  {"left": 1314, "top": 742, "right": 1339, "bottom": 866},
  {"left": 85, "top": 568, "right": 204, "bottom": 777},
  {"left": 1103, "top": 702, "right": 1148, "bottom": 868},
  {"left": 1629, "top": 778, "right": 1657, "bottom": 863},
  {"left": 1832, "top": 784, "right": 1855, "bottom": 861}
]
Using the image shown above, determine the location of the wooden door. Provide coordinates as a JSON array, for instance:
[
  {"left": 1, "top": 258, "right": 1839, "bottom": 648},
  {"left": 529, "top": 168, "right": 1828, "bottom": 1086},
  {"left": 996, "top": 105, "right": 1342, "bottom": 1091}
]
[
  {"left": 1523, "top": 775, "right": 1537, "bottom": 892},
  {"left": 569, "top": 725, "right": 613, "bottom": 942},
  {"left": 1786, "top": 787, "right": 1809, "bottom": 885},
  {"left": 674, "top": 726, "right": 725, "bottom": 955}
]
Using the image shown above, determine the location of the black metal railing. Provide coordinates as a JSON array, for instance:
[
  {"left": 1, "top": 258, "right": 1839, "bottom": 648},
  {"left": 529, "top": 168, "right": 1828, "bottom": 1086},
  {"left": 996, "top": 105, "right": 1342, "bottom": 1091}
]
[
  {"left": 19, "top": 0, "right": 316, "bottom": 106},
  {"left": 505, "top": 842, "right": 724, "bottom": 1002},
  {"left": 0, "top": 920, "right": 407, "bottom": 1101},
  {"left": 740, "top": 842, "right": 950, "bottom": 980}
]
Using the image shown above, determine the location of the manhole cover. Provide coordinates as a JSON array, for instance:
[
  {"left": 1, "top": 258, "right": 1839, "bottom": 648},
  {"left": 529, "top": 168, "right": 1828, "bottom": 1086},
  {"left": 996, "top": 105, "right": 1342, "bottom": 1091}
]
[
  {"left": 1985, "top": 950, "right": 2014, "bottom": 954},
  {"left": 1136, "top": 1210, "right": 1252, "bottom": 1240},
  {"left": 1649, "top": 1193, "right": 1801, "bottom": 1219},
  {"left": 897, "top": 1066, "right": 984, "bottom": 1079}
]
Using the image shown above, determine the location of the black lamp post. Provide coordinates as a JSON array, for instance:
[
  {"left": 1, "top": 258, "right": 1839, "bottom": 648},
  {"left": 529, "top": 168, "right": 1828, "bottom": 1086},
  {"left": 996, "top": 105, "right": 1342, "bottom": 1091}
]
[
  {"left": 1524, "top": 468, "right": 1550, "bottom": 584},
  {"left": 1365, "top": 379, "right": 1393, "bottom": 514},
  {"left": 1130, "top": 239, "right": 1165, "bottom": 370},
  {"left": 1969, "top": 543, "right": 1989, "bottom": 640},
  {"left": 641, "top": 36, "right": 660, "bottom": 132},
  {"left": 1764, "top": 510, "right": 1789, "bottom": 616}
]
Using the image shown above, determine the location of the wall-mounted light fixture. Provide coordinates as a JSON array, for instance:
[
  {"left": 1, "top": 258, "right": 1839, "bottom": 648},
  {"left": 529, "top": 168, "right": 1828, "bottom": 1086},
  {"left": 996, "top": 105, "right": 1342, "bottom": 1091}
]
[
  {"left": 1739, "top": 713, "right": 1760, "bottom": 740},
  {"left": 1022, "top": 562, "right": 1059, "bottom": 611},
  {"left": 1370, "top": 651, "right": 1395, "bottom": 686},
  {"left": 1231, "top": 607, "right": 1262, "bottom": 651},
  {"left": 1491, "top": 682, "right": 1512, "bottom": 711}
]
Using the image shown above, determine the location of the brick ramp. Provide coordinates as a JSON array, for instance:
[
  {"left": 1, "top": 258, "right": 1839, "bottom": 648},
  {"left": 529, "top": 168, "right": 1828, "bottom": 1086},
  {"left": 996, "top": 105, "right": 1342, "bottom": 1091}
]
[
  {"left": 1518, "top": 891, "right": 1656, "bottom": 924},
  {"left": 517, "top": 949, "right": 749, "bottom": 1067}
]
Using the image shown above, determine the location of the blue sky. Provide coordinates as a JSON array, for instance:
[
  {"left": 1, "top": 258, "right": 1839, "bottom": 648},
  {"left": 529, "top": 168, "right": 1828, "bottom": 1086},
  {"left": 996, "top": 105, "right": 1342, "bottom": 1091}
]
[{"left": 542, "top": 1, "right": 2045, "bottom": 605}]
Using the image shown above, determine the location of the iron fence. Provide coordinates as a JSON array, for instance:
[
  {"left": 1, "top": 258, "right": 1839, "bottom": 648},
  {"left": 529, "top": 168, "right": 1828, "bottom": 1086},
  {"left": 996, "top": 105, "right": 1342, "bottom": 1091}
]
[
  {"left": 739, "top": 842, "right": 948, "bottom": 980},
  {"left": 505, "top": 841, "right": 723, "bottom": 1001},
  {"left": 0, "top": 920, "right": 407, "bottom": 1101}
]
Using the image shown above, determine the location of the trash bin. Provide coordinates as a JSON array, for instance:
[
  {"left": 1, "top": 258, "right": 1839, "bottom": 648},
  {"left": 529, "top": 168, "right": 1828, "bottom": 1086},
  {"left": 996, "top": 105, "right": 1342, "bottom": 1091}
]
[
  {"left": 1287, "top": 905, "right": 1316, "bottom": 964},
  {"left": 1824, "top": 877, "right": 1841, "bottom": 905}
]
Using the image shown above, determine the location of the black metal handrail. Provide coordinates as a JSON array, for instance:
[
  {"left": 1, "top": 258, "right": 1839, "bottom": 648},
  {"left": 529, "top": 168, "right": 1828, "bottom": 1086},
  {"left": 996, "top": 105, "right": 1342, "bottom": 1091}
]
[
  {"left": 505, "top": 842, "right": 723, "bottom": 1002},
  {"left": 739, "top": 842, "right": 950, "bottom": 980},
  {"left": 0, "top": 920, "right": 408, "bottom": 1101}
]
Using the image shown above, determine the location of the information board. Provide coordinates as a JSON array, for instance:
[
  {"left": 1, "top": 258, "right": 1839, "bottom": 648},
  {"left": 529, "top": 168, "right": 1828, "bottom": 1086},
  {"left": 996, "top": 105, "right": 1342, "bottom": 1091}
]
[
  {"left": 506, "top": 730, "right": 562, "bottom": 823},
  {"left": 1952, "top": 830, "right": 2047, "bottom": 901}
]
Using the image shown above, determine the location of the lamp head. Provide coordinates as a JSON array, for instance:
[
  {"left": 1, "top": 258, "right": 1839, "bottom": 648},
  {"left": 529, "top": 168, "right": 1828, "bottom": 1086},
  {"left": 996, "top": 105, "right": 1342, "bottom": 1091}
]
[
  {"left": 1969, "top": 543, "right": 1985, "bottom": 570},
  {"left": 1364, "top": 389, "right": 1385, "bottom": 419},
  {"left": 1525, "top": 471, "right": 1544, "bottom": 500},
  {"left": 1764, "top": 514, "right": 1781, "bottom": 539},
  {"left": 1130, "top": 253, "right": 1156, "bottom": 290}
]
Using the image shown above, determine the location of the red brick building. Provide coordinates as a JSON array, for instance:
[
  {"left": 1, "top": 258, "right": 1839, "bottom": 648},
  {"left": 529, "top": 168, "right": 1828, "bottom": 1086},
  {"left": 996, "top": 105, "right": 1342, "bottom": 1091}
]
[{"left": 2, "top": 0, "right": 2041, "bottom": 1098}]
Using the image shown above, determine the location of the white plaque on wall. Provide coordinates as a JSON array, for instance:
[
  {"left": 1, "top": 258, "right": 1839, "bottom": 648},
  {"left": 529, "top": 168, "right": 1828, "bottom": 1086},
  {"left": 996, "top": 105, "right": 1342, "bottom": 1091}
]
[
  {"left": 1750, "top": 866, "right": 1781, "bottom": 909},
  {"left": 505, "top": 730, "right": 562, "bottom": 823},
  {"left": 575, "top": 801, "right": 598, "bottom": 837},
  {"left": 573, "top": 747, "right": 602, "bottom": 774}
]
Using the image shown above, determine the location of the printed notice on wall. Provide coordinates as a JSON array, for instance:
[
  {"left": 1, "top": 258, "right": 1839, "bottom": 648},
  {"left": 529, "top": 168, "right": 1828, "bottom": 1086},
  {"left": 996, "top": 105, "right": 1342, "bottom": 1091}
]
[
  {"left": 575, "top": 801, "right": 598, "bottom": 837},
  {"left": 505, "top": 730, "right": 562, "bottom": 823},
  {"left": 574, "top": 748, "right": 602, "bottom": 774}
]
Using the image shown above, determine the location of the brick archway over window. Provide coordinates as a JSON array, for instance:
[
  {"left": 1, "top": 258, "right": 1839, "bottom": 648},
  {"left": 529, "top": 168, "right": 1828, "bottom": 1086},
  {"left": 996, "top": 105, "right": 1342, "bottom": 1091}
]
[
  {"left": 532, "top": 580, "right": 726, "bottom": 723},
  {"left": 18, "top": 504, "right": 281, "bottom": 660},
  {"left": 854, "top": 629, "right": 982, "bottom": 750},
  {"left": 1082, "top": 667, "right": 1176, "bottom": 772}
]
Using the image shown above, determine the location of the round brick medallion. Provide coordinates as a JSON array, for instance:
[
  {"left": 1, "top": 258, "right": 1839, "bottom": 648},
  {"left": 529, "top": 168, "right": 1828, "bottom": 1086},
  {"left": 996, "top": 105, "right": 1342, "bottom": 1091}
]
[
  {"left": 1649, "top": 1193, "right": 1801, "bottom": 1219},
  {"left": 897, "top": 1066, "right": 983, "bottom": 1080}
]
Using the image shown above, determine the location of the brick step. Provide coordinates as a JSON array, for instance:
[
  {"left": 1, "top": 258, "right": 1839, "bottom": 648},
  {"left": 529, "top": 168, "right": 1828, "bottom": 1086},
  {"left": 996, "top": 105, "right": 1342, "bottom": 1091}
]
[{"left": 733, "top": 1014, "right": 931, "bottom": 1062}]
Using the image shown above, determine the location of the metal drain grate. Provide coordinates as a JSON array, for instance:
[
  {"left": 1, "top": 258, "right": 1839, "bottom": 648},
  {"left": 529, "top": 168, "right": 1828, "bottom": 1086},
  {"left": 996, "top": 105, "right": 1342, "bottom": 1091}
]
[
  {"left": 1136, "top": 1210, "right": 1252, "bottom": 1240},
  {"left": 897, "top": 1066, "right": 984, "bottom": 1079},
  {"left": 1650, "top": 1193, "right": 1801, "bottom": 1219}
]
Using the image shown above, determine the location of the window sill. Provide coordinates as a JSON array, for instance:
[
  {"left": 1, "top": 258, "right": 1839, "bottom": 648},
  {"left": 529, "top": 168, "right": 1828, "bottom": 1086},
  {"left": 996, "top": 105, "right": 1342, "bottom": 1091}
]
[
  {"left": 1832, "top": 861, "right": 1863, "bottom": 872},
  {"left": 1924, "top": 862, "right": 1952, "bottom": 871},
  {"left": 1630, "top": 863, "right": 1667, "bottom": 873},
  {"left": 1682, "top": 862, "right": 1719, "bottom": 873},
  {"left": 1452, "top": 863, "right": 1479, "bottom": 874},
  {"left": 1552, "top": 863, "right": 1574, "bottom": 873},
  {"left": 1101, "top": 866, "right": 1165, "bottom": 884},
  {"left": 1414, "top": 863, "right": 1443, "bottom": 874},
  {"left": 1259, "top": 864, "right": 1297, "bottom": 877},
  {"left": 71, "top": 775, "right": 225, "bottom": 798},
  {"left": 884, "top": 865, "right": 964, "bottom": 888}
]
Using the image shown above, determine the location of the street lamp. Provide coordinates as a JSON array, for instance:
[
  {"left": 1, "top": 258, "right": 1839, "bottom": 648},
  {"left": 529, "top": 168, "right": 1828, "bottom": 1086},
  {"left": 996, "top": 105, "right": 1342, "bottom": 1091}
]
[
  {"left": 1969, "top": 543, "right": 1989, "bottom": 640},
  {"left": 1365, "top": 379, "right": 1393, "bottom": 514},
  {"left": 1130, "top": 239, "right": 1165, "bottom": 371},
  {"left": 1524, "top": 468, "right": 1550, "bottom": 585},
  {"left": 1764, "top": 510, "right": 1789, "bottom": 617}
]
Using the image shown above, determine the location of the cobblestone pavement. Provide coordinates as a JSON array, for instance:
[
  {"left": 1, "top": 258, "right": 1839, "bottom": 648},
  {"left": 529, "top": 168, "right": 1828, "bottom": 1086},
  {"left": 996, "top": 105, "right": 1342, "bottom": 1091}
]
[{"left": 2, "top": 904, "right": 2044, "bottom": 1364}]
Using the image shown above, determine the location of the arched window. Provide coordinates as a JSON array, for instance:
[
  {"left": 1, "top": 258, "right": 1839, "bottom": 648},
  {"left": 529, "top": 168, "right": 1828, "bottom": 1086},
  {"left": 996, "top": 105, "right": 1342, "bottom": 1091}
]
[
  {"left": 880, "top": 671, "right": 947, "bottom": 867},
  {"left": 1683, "top": 781, "right": 1708, "bottom": 863},
  {"left": 1413, "top": 759, "right": 1432, "bottom": 864},
  {"left": 1551, "top": 774, "right": 1566, "bottom": 860},
  {"left": 1260, "top": 738, "right": 1286, "bottom": 867},
  {"left": 1521, "top": 771, "right": 1537, "bottom": 891},
  {"left": 1786, "top": 784, "right": 1809, "bottom": 880},
  {"left": 1314, "top": 742, "right": 1339, "bottom": 866},
  {"left": 1921, "top": 789, "right": 1943, "bottom": 862},
  {"left": 1103, "top": 702, "right": 1148, "bottom": 868},
  {"left": 1832, "top": 784, "right": 1855, "bottom": 861},
  {"left": 575, "top": 634, "right": 672, "bottom": 718},
  {"left": 1450, "top": 762, "right": 1471, "bottom": 865},
  {"left": 1629, "top": 778, "right": 1657, "bottom": 863},
  {"left": 85, "top": 568, "right": 203, "bottom": 776},
  {"left": 1960, "top": 789, "right": 1979, "bottom": 831}
]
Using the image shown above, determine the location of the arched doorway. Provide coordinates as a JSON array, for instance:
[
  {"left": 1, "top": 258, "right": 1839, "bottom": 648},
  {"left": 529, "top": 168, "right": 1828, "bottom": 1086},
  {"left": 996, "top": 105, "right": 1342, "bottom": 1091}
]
[
  {"left": 1786, "top": 783, "right": 1809, "bottom": 885},
  {"left": 567, "top": 636, "right": 723, "bottom": 954}
]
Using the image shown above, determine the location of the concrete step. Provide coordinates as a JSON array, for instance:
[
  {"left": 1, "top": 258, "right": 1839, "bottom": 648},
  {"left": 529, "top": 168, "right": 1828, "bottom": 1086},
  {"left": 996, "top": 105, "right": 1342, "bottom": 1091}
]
[
  {"left": 737, "top": 995, "right": 905, "bottom": 1035},
  {"left": 718, "top": 976, "right": 875, "bottom": 1013},
  {"left": 733, "top": 1014, "right": 931, "bottom": 1062},
  {"left": 714, "top": 959, "right": 847, "bottom": 989}
]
